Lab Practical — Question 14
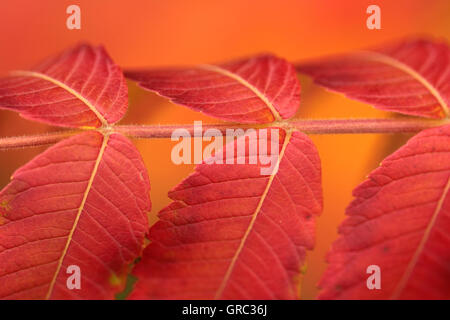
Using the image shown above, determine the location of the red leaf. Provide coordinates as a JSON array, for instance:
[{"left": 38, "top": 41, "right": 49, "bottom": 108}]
[
  {"left": 0, "top": 44, "right": 128, "bottom": 128},
  {"left": 297, "top": 39, "right": 450, "bottom": 119},
  {"left": 125, "top": 55, "right": 300, "bottom": 123},
  {"left": 130, "top": 130, "right": 322, "bottom": 299},
  {"left": 319, "top": 124, "right": 450, "bottom": 299},
  {"left": 0, "top": 131, "right": 150, "bottom": 299}
]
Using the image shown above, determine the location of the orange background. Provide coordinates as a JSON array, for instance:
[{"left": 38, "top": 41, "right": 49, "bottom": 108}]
[{"left": 0, "top": 0, "right": 449, "bottom": 299}]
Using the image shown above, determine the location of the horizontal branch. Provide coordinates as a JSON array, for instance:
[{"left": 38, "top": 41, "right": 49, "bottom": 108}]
[
  {"left": 0, "top": 118, "right": 448, "bottom": 150},
  {"left": 116, "top": 118, "right": 449, "bottom": 137},
  {"left": 114, "top": 123, "right": 268, "bottom": 138},
  {"left": 288, "top": 118, "right": 449, "bottom": 134},
  {"left": 0, "top": 130, "right": 78, "bottom": 151}
]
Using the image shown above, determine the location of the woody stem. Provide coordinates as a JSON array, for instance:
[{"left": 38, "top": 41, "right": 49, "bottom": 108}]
[
  {"left": 116, "top": 118, "right": 449, "bottom": 137},
  {"left": 0, "top": 118, "right": 448, "bottom": 150}
]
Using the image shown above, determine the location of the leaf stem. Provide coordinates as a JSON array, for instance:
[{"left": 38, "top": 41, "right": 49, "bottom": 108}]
[
  {"left": 0, "top": 130, "right": 79, "bottom": 150},
  {"left": 288, "top": 118, "right": 449, "bottom": 134},
  {"left": 0, "top": 118, "right": 448, "bottom": 150},
  {"left": 115, "top": 118, "right": 449, "bottom": 137}
]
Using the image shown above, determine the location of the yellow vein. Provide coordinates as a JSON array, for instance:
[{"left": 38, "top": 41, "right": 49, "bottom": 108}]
[
  {"left": 214, "top": 130, "right": 293, "bottom": 299},
  {"left": 198, "top": 64, "right": 283, "bottom": 121},
  {"left": 391, "top": 174, "right": 450, "bottom": 299},
  {"left": 10, "top": 70, "right": 108, "bottom": 126},
  {"left": 357, "top": 51, "right": 449, "bottom": 117},
  {"left": 45, "top": 134, "right": 110, "bottom": 299}
]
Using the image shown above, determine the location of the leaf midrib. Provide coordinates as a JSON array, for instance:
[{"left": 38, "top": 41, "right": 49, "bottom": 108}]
[
  {"left": 214, "top": 130, "right": 293, "bottom": 299},
  {"left": 357, "top": 51, "right": 449, "bottom": 117},
  {"left": 10, "top": 70, "right": 109, "bottom": 127},
  {"left": 44, "top": 134, "right": 110, "bottom": 299},
  {"left": 391, "top": 174, "right": 450, "bottom": 299},
  {"left": 198, "top": 64, "right": 283, "bottom": 122}
]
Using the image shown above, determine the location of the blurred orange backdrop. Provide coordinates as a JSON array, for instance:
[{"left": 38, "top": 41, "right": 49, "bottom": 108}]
[{"left": 0, "top": 0, "right": 449, "bottom": 299}]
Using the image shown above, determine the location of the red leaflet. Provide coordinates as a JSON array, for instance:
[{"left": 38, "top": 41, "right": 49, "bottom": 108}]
[
  {"left": 130, "top": 130, "right": 322, "bottom": 299},
  {"left": 297, "top": 39, "right": 450, "bottom": 119},
  {"left": 0, "top": 44, "right": 128, "bottom": 128},
  {"left": 319, "top": 124, "right": 450, "bottom": 299},
  {"left": 0, "top": 132, "right": 150, "bottom": 299},
  {"left": 0, "top": 44, "right": 151, "bottom": 299},
  {"left": 125, "top": 55, "right": 300, "bottom": 123}
]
